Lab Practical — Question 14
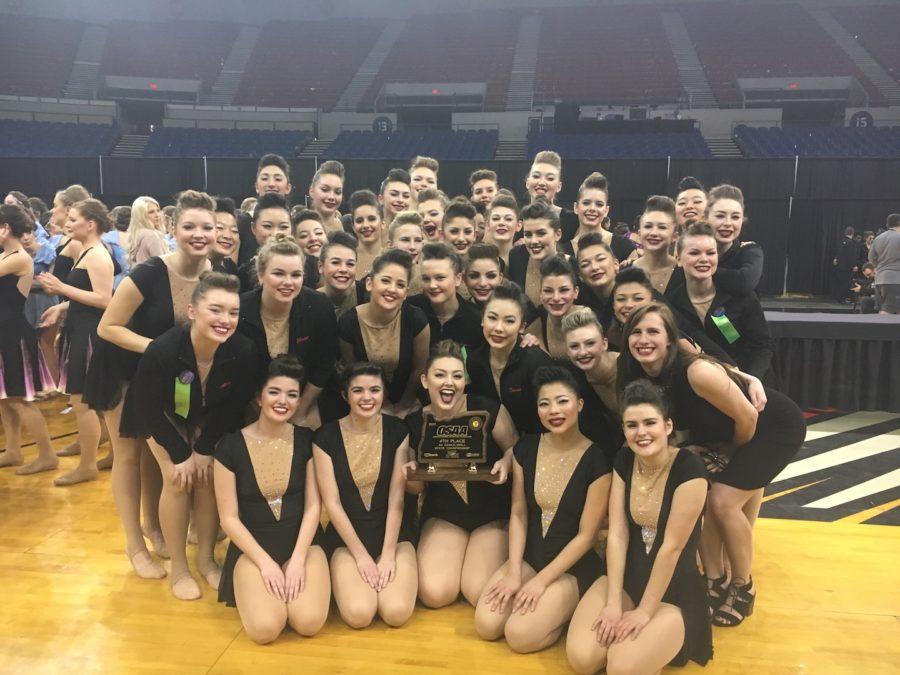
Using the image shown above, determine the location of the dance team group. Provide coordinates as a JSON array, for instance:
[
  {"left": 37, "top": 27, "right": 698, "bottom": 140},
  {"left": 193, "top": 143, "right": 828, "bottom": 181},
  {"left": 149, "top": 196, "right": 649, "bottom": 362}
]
[{"left": 0, "top": 150, "right": 806, "bottom": 673}]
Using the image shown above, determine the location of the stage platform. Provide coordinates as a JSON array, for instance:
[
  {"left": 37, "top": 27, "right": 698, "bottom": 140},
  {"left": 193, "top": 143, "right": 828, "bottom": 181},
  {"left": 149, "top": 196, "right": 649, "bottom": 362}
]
[{"left": 0, "top": 401, "right": 898, "bottom": 674}]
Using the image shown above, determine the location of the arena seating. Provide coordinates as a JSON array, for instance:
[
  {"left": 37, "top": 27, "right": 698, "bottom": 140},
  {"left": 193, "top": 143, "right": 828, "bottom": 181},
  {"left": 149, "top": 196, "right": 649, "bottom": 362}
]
[
  {"left": 0, "top": 120, "right": 118, "bottom": 157},
  {"left": 831, "top": 6, "right": 900, "bottom": 82},
  {"left": 101, "top": 20, "right": 237, "bottom": 87},
  {"left": 321, "top": 130, "right": 498, "bottom": 160},
  {"left": 0, "top": 14, "right": 84, "bottom": 97},
  {"left": 234, "top": 19, "right": 387, "bottom": 109},
  {"left": 142, "top": 127, "right": 311, "bottom": 158},
  {"left": 534, "top": 6, "right": 682, "bottom": 105},
  {"left": 680, "top": 3, "right": 883, "bottom": 106},
  {"left": 527, "top": 130, "right": 713, "bottom": 160},
  {"left": 357, "top": 11, "right": 519, "bottom": 111},
  {"left": 734, "top": 125, "right": 900, "bottom": 158}
]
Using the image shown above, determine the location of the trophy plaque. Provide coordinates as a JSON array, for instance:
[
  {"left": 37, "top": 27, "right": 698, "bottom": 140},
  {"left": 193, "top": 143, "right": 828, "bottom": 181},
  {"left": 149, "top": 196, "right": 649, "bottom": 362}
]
[{"left": 409, "top": 410, "right": 496, "bottom": 481}]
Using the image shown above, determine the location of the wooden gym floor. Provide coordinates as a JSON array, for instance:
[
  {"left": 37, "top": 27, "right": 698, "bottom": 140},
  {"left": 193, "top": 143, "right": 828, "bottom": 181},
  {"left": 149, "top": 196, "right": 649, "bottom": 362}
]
[{"left": 1, "top": 400, "right": 898, "bottom": 674}]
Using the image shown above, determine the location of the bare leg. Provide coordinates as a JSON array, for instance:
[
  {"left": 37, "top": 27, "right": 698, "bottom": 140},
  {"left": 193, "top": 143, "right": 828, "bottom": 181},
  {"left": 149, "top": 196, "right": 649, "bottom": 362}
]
[
  {"left": 503, "top": 572, "right": 580, "bottom": 654},
  {"left": 566, "top": 578, "right": 634, "bottom": 674},
  {"left": 743, "top": 488, "right": 764, "bottom": 528},
  {"left": 605, "top": 603, "right": 685, "bottom": 675},
  {"left": 331, "top": 547, "right": 378, "bottom": 628},
  {"left": 96, "top": 415, "right": 113, "bottom": 470},
  {"left": 286, "top": 545, "right": 331, "bottom": 636},
  {"left": 140, "top": 442, "right": 167, "bottom": 558},
  {"left": 14, "top": 400, "right": 59, "bottom": 474},
  {"left": 474, "top": 561, "right": 536, "bottom": 641},
  {"left": 0, "top": 400, "right": 25, "bottom": 467},
  {"left": 709, "top": 483, "right": 755, "bottom": 583},
  {"left": 192, "top": 478, "right": 221, "bottom": 589},
  {"left": 147, "top": 439, "right": 199, "bottom": 600},
  {"left": 699, "top": 509, "right": 726, "bottom": 580},
  {"left": 376, "top": 542, "right": 418, "bottom": 627},
  {"left": 39, "top": 324, "right": 58, "bottom": 384},
  {"left": 54, "top": 394, "right": 100, "bottom": 485},
  {"left": 233, "top": 554, "right": 288, "bottom": 644},
  {"left": 107, "top": 399, "right": 164, "bottom": 578},
  {"left": 416, "top": 518, "right": 467, "bottom": 608},
  {"left": 461, "top": 520, "right": 507, "bottom": 606}
]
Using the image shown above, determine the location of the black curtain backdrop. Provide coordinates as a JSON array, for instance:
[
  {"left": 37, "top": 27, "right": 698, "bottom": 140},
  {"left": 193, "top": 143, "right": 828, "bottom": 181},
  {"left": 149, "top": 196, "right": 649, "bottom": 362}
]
[{"left": 3, "top": 157, "right": 899, "bottom": 296}]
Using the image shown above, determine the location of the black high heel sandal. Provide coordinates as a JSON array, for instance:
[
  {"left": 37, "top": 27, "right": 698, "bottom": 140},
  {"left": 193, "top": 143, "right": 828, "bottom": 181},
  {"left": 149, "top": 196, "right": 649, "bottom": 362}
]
[
  {"left": 713, "top": 577, "right": 756, "bottom": 627},
  {"left": 707, "top": 574, "right": 729, "bottom": 613}
]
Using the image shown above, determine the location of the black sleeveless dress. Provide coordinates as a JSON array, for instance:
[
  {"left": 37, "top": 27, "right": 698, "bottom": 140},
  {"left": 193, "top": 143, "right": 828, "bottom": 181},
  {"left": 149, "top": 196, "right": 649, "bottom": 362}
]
[
  {"left": 615, "top": 448, "right": 712, "bottom": 667},
  {"left": 513, "top": 434, "right": 610, "bottom": 596},
  {"left": 314, "top": 414, "right": 415, "bottom": 558},
  {"left": 405, "top": 396, "right": 511, "bottom": 533},
  {"left": 0, "top": 265, "right": 55, "bottom": 399},
  {"left": 216, "top": 425, "right": 323, "bottom": 607},
  {"left": 659, "top": 365, "right": 805, "bottom": 490},
  {"left": 57, "top": 248, "right": 109, "bottom": 395}
]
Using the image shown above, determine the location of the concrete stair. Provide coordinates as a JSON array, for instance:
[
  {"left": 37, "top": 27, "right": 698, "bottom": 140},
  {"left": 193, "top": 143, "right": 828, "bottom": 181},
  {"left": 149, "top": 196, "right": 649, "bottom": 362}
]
[
  {"left": 200, "top": 25, "right": 261, "bottom": 106},
  {"left": 111, "top": 134, "right": 149, "bottom": 158},
  {"left": 807, "top": 9, "right": 900, "bottom": 106},
  {"left": 333, "top": 21, "right": 408, "bottom": 112},
  {"left": 62, "top": 24, "right": 108, "bottom": 99},
  {"left": 705, "top": 136, "right": 743, "bottom": 158},
  {"left": 505, "top": 14, "right": 542, "bottom": 112},
  {"left": 298, "top": 139, "right": 333, "bottom": 159},
  {"left": 494, "top": 140, "right": 527, "bottom": 161},
  {"left": 660, "top": 11, "right": 717, "bottom": 109}
]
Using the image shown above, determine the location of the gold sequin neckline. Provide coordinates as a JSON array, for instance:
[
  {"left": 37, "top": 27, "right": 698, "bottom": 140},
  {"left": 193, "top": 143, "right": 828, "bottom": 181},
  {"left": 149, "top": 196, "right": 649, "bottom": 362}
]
[
  {"left": 630, "top": 449, "right": 677, "bottom": 553},
  {"left": 243, "top": 425, "right": 294, "bottom": 520},
  {"left": 535, "top": 438, "right": 589, "bottom": 538},
  {"left": 340, "top": 416, "right": 383, "bottom": 511}
]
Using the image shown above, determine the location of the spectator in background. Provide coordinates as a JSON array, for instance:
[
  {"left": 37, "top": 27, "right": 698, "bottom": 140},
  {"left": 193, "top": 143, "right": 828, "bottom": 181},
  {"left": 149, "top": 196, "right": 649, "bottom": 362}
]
[
  {"left": 859, "top": 230, "right": 876, "bottom": 268},
  {"left": 851, "top": 263, "right": 876, "bottom": 314},
  {"left": 869, "top": 214, "right": 900, "bottom": 314},
  {"left": 832, "top": 226, "right": 860, "bottom": 303}
]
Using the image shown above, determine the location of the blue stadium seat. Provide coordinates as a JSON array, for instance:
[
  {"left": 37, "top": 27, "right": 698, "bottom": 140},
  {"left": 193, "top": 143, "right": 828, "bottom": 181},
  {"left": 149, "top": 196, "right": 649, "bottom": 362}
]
[
  {"left": 526, "top": 130, "right": 713, "bottom": 160},
  {"left": 320, "top": 130, "right": 499, "bottom": 161},
  {"left": 142, "top": 127, "right": 312, "bottom": 158},
  {"left": 0, "top": 120, "right": 119, "bottom": 157},
  {"left": 734, "top": 125, "right": 900, "bottom": 158}
]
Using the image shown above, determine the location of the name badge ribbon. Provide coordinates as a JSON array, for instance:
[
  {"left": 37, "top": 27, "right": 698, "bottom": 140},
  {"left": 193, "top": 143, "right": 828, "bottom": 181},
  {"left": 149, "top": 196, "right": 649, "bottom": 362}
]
[
  {"left": 710, "top": 308, "right": 741, "bottom": 344},
  {"left": 174, "top": 371, "right": 193, "bottom": 419}
]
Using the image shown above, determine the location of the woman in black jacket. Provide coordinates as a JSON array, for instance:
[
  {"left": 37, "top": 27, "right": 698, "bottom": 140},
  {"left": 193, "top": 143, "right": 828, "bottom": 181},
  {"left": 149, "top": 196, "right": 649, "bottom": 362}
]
[
  {"left": 706, "top": 184, "right": 764, "bottom": 295},
  {"left": 667, "top": 222, "right": 775, "bottom": 382},
  {"left": 127, "top": 272, "right": 257, "bottom": 600},
  {"left": 237, "top": 234, "right": 337, "bottom": 427}
]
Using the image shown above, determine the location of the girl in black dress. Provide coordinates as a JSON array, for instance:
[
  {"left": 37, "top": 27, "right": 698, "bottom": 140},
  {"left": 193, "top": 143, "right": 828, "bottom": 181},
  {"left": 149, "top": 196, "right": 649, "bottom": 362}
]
[
  {"left": 93, "top": 190, "right": 216, "bottom": 579},
  {"left": 670, "top": 222, "right": 775, "bottom": 380},
  {"left": 507, "top": 199, "right": 566, "bottom": 308},
  {"left": 215, "top": 356, "right": 330, "bottom": 643},
  {"left": 348, "top": 190, "right": 385, "bottom": 278},
  {"left": 409, "top": 155, "right": 439, "bottom": 198},
  {"left": 313, "top": 363, "right": 417, "bottom": 629},
  {"left": 629, "top": 195, "right": 679, "bottom": 295},
  {"left": 524, "top": 256, "right": 581, "bottom": 360},
  {"left": 569, "top": 173, "right": 636, "bottom": 262},
  {"left": 618, "top": 303, "right": 805, "bottom": 627},
  {"left": 38, "top": 198, "right": 116, "bottom": 486},
  {"left": 567, "top": 380, "right": 711, "bottom": 673},
  {"left": 0, "top": 205, "right": 57, "bottom": 475},
  {"left": 338, "top": 249, "right": 430, "bottom": 418},
  {"left": 574, "top": 233, "right": 620, "bottom": 330},
  {"left": 127, "top": 273, "right": 257, "bottom": 600},
  {"left": 237, "top": 234, "right": 337, "bottom": 428},
  {"left": 475, "top": 366, "right": 611, "bottom": 654},
  {"left": 404, "top": 341, "right": 519, "bottom": 608},
  {"left": 236, "top": 193, "right": 292, "bottom": 291},
  {"left": 464, "top": 243, "right": 504, "bottom": 309},
  {"left": 465, "top": 281, "right": 554, "bottom": 435},
  {"left": 483, "top": 193, "right": 519, "bottom": 269},
  {"left": 211, "top": 196, "right": 240, "bottom": 275}
]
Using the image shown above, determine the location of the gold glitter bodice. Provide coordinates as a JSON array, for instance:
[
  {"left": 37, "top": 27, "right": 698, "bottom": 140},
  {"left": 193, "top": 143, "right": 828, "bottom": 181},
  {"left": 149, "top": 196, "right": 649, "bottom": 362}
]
[
  {"left": 524, "top": 257, "right": 542, "bottom": 307},
  {"left": 545, "top": 313, "right": 573, "bottom": 361},
  {"left": 243, "top": 425, "right": 294, "bottom": 520},
  {"left": 358, "top": 305, "right": 401, "bottom": 382},
  {"left": 535, "top": 438, "right": 589, "bottom": 537},
  {"left": 340, "top": 416, "right": 383, "bottom": 511},
  {"left": 163, "top": 257, "right": 200, "bottom": 326},
  {"left": 331, "top": 284, "right": 358, "bottom": 320},
  {"left": 630, "top": 450, "right": 677, "bottom": 553},
  {"left": 262, "top": 311, "right": 290, "bottom": 358}
]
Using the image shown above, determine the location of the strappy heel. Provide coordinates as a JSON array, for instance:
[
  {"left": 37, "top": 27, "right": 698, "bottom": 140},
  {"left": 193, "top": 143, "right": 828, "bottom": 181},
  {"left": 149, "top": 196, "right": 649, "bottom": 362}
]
[
  {"left": 713, "top": 577, "right": 755, "bottom": 627},
  {"left": 707, "top": 574, "right": 729, "bottom": 614}
]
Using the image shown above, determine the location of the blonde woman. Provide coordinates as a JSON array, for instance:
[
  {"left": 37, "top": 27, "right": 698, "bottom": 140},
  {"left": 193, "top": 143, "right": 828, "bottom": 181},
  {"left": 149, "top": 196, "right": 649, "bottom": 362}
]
[{"left": 127, "top": 196, "right": 168, "bottom": 266}]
